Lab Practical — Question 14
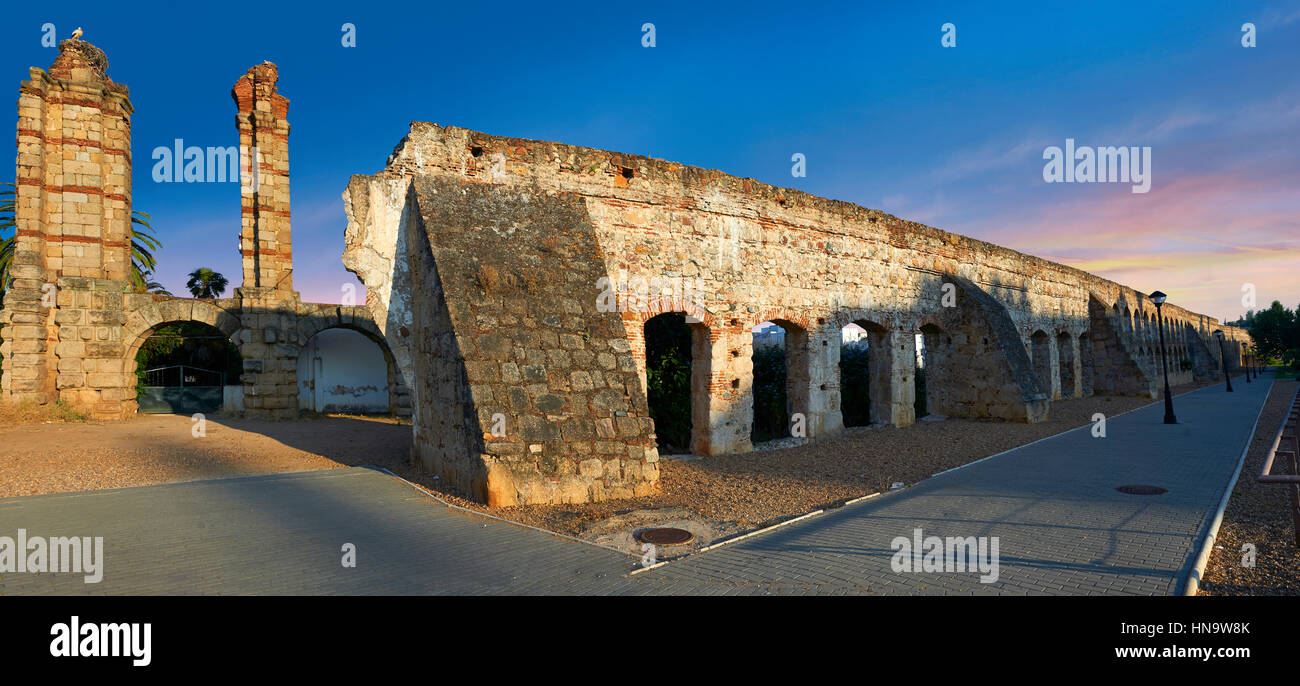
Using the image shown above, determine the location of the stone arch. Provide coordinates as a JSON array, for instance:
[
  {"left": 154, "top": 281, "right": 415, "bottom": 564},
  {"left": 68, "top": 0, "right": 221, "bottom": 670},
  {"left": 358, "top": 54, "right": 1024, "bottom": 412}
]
[
  {"left": 121, "top": 298, "right": 245, "bottom": 416},
  {"left": 749, "top": 316, "right": 811, "bottom": 443},
  {"left": 1029, "top": 329, "right": 1055, "bottom": 398},
  {"left": 123, "top": 299, "right": 242, "bottom": 356},
  {"left": 741, "top": 308, "right": 812, "bottom": 333},
  {"left": 640, "top": 310, "right": 714, "bottom": 455},
  {"left": 837, "top": 315, "right": 893, "bottom": 427},
  {"left": 295, "top": 314, "right": 411, "bottom": 416},
  {"left": 916, "top": 322, "right": 949, "bottom": 416},
  {"left": 621, "top": 297, "right": 719, "bottom": 331}
]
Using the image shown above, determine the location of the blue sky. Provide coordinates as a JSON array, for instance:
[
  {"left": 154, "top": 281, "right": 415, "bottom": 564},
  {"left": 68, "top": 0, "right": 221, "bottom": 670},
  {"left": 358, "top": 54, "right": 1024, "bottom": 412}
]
[{"left": 3, "top": 1, "right": 1298, "bottom": 321}]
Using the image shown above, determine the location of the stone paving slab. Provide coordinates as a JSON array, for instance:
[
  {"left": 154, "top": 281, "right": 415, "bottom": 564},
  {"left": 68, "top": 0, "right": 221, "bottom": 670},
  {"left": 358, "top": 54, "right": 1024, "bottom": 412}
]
[
  {"left": 0, "top": 468, "right": 638, "bottom": 595},
  {"left": 0, "top": 377, "right": 1269, "bottom": 596}
]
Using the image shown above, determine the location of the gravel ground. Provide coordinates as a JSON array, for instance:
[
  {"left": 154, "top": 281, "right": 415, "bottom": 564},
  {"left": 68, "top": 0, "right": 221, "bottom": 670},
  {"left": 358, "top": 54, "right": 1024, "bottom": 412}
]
[
  {"left": 436, "top": 380, "right": 1220, "bottom": 538},
  {"left": 1198, "top": 379, "right": 1300, "bottom": 596}
]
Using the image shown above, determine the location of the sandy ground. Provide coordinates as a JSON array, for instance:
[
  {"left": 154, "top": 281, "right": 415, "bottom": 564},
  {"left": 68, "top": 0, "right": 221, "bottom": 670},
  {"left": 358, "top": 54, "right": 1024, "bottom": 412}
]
[
  {"left": 0, "top": 379, "right": 1234, "bottom": 555},
  {"left": 0, "top": 413, "right": 412, "bottom": 498},
  {"left": 1198, "top": 379, "right": 1300, "bottom": 596}
]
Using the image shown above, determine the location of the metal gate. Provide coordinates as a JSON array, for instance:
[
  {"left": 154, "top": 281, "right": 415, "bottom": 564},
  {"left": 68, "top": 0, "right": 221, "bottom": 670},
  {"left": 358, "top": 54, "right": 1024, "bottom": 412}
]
[{"left": 138, "top": 365, "right": 226, "bottom": 414}]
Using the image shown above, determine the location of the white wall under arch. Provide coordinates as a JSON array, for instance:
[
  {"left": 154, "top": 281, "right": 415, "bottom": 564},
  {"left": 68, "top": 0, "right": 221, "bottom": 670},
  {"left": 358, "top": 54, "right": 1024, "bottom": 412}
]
[{"left": 297, "top": 328, "right": 390, "bottom": 413}]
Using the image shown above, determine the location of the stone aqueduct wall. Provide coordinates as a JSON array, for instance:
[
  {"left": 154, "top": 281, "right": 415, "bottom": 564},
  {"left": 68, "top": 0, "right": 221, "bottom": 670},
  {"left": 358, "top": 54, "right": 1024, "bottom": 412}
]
[
  {"left": 0, "top": 42, "right": 411, "bottom": 420},
  {"left": 0, "top": 40, "right": 1250, "bottom": 508},
  {"left": 343, "top": 122, "right": 1251, "bottom": 507}
]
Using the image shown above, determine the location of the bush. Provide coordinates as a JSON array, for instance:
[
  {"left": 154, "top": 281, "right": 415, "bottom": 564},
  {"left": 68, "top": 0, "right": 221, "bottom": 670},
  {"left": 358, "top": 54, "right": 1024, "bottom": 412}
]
[{"left": 1179, "top": 358, "right": 1194, "bottom": 372}]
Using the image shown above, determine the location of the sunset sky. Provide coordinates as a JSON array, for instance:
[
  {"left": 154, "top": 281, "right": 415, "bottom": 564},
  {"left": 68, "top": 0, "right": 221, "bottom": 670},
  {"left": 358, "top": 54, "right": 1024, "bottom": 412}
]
[{"left": 2, "top": 1, "right": 1297, "bottom": 322}]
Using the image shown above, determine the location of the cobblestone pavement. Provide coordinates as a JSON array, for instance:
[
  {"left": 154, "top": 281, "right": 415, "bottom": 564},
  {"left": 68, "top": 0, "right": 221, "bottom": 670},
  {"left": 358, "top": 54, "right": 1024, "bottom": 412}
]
[{"left": 0, "top": 376, "right": 1269, "bottom": 595}]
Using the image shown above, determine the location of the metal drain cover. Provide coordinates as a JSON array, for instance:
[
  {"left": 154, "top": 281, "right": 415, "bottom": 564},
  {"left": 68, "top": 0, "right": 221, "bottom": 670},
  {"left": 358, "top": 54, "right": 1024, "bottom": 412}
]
[
  {"left": 1116, "top": 485, "right": 1168, "bottom": 495},
  {"left": 637, "top": 527, "right": 695, "bottom": 546}
]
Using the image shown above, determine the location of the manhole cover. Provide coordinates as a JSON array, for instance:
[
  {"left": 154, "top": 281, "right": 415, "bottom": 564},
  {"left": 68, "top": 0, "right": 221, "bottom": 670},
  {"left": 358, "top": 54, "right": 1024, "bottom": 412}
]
[
  {"left": 637, "top": 527, "right": 695, "bottom": 546},
  {"left": 1116, "top": 485, "right": 1168, "bottom": 495}
]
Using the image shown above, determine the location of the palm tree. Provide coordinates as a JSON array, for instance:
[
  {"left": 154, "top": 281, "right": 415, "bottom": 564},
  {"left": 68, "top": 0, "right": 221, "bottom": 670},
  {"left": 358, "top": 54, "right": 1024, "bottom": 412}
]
[
  {"left": 129, "top": 210, "right": 162, "bottom": 292},
  {"left": 0, "top": 182, "right": 14, "bottom": 302},
  {"left": 186, "top": 268, "right": 228, "bottom": 299},
  {"left": 135, "top": 269, "right": 172, "bottom": 296},
  {"left": 1, "top": 182, "right": 164, "bottom": 300}
]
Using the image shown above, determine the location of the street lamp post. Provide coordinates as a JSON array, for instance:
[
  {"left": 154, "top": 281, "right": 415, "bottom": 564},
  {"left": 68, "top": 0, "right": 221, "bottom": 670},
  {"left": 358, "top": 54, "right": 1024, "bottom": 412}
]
[
  {"left": 1245, "top": 347, "right": 1252, "bottom": 383},
  {"left": 1215, "top": 330, "right": 1234, "bottom": 392},
  {"left": 1150, "top": 292, "right": 1177, "bottom": 424}
]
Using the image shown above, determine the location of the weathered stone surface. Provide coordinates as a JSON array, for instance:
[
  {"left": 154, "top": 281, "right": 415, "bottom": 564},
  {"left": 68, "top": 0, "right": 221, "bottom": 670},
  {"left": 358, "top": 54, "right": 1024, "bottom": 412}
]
[
  {"left": 341, "top": 121, "right": 1252, "bottom": 506},
  {"left": 0, "top": 48, "right": 412, "bottom": 421}
]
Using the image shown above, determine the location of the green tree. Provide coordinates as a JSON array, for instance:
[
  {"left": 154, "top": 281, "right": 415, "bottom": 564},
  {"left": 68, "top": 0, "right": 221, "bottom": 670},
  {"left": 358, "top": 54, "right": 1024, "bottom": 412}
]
[
  {"left": 135, "top": 269, "right": 172, "bottom": 296},
  {"left": 645, "top": 313, "right": 692, "bottom": 452},
  {"left": 1248, "top": 301, "right": 1297, "bottom": 360},
  {"left": 129, "top": 210, "right": 163, "bottom": 292},
  {"left": 185, "top": 268, "right": 229, "bottom": 299}
]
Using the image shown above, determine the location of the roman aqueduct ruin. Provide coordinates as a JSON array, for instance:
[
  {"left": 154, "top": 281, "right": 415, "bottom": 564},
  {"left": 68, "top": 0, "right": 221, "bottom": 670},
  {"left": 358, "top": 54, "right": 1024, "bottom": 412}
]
[{"left": 1, "top": 39, "right": 1251, "bottom": 506}]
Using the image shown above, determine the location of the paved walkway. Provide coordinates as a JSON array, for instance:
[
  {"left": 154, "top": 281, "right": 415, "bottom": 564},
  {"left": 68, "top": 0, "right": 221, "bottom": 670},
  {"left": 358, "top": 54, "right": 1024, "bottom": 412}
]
[{"left": 0, "top": 376, "right": 1269, "bottom": 595}]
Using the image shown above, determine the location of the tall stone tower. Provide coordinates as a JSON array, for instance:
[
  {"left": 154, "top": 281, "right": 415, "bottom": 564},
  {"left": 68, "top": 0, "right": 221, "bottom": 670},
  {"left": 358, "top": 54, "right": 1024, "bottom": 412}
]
[
  {"left": 230, "top": 61, "right": 300, "bottom": 420},
  {"left": 1, "top": 37, "right": 133, "bottom": 406},
  {"left": 231, "top": 61, "right": 293, "bottom": 294}
]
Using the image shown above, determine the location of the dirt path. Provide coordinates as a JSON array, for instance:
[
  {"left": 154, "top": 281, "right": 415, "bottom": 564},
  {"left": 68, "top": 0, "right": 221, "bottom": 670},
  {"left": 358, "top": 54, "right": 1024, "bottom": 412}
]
[{"left": 0, "top": 414, "right": 411, "bottom": 498}]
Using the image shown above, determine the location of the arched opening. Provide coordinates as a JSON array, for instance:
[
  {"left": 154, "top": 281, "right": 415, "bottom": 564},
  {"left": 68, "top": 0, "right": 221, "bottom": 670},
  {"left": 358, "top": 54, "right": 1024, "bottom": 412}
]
[
  {"left": 1030, "top": 330, "right": 1053, "bottom": 395},
  {"left": 297, "top": 327, "right": 392, "bottom": 414},
  {"left": 839, "top": 319, "right": 889, "bottom": 427},
  {"left": 131, "top": 321, "right": 242, "bottom": 414},
  {"left": 1057, "top": 331, "right": 1076, "bottom": 398},
  {"left": 751, "top": 319, "right": 808, "bottom": 443},
  {"left": 642, "top": 312, "right": 712, "bottom": 454},
  {"left": 1078, "top": 332, "right": 1093, "bottom": 395},
  {"left": 916, "top": 323, "right": 948, "bottom": 418}
]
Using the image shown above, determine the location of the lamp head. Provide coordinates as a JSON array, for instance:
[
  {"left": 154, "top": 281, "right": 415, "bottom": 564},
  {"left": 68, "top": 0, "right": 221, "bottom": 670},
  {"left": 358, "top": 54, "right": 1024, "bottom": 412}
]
[{"left": 1149, "top": 291, "right": 1167, "bottom": 307}]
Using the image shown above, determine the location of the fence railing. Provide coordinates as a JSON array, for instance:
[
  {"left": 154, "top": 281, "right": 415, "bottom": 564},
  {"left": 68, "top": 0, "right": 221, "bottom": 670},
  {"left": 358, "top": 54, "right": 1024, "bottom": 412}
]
[
  {"left": 1257, "top": 382, "right": 1300, "bottom": 546},
  {"left": 141, "top": 365, "right": 226, "bottom": 388}
]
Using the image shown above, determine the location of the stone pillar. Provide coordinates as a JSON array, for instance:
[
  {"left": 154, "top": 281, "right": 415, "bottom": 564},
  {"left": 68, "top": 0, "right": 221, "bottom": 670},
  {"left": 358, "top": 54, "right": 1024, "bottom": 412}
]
[
  {"left": 807, "top": 322, "right": 842, "bottom": 438},
  {"left": 232, "top": 62, "right": 293, "bottom": 294},
  {"left": 235, "top": 287, "right": 300, "bottom": 420},
  {"left": 229, "top": 62, "right": 299, "bottom": 420},
  {"left": 1, "top": 37, "right": 133, "bottom": 411},
  {"left": 783, "top": 324, "right": 811, "bottom": 436},
  {"left": 705, "top": 324, "right": 754, "bottom": 455},
  {"left": 884, "top": 329, "right": 916, "bottom": 427}
]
